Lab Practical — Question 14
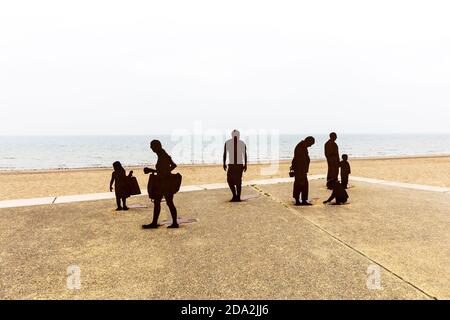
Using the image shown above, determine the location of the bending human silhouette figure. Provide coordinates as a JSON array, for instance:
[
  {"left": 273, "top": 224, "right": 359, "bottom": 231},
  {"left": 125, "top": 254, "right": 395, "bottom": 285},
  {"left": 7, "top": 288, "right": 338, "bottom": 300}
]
[
  {"left": 110, "top": 161, "right": 132, "bottom": 211},
  {"left": 291, "top": 136, "right": 315, "bottom": 206},
  {"left": 325, "top": 132, "right": 340, "bottom": 189},
  {"left": 223, "top": 130, "right": 247, "bottom": 202},
  {"left": 142, "top": 140, "right": 179, "bottom": 229}
]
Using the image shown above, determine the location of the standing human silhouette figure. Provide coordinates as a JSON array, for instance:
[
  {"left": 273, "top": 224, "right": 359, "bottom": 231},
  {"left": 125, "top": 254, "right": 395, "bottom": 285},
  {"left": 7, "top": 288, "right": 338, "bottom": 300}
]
[
  {"left": 142, "top": 140, "right": 179, "bottom": 229},
  {"left": 223, "top": 130, "right": 247, "bottom": 202},
  {"left": 339, "top": 154, "right": 351, "bottom": 189},
  {"left": 325, "top": 132, "right": 340, "bottom": 189},
  {"left": 291, "top": 136, "right": 315, "bottom": 206}
]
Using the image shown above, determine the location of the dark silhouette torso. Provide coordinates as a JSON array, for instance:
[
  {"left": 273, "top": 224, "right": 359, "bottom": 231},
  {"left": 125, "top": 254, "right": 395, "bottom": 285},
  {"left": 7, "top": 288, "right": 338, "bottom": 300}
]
[
  {"left": 156, "top": 151, "right": 175, "bottom": 177},
  {"left": 292, "top": 141, "right": 310, "bottom": 175},
  {"left": 154, "top": 151, "right": 176, "bottom": 196},
  {"left": 325, "top": 139, "right": 340, "bottom": 186},
  {"left": 340, "top": 160, "right": 351, "bottom": 176},
  {"left": 325, "top": 140, "right": 339, "bottom": 160},
  {"left": 112, "top": 169, "right": 128, "bottom": 198}
]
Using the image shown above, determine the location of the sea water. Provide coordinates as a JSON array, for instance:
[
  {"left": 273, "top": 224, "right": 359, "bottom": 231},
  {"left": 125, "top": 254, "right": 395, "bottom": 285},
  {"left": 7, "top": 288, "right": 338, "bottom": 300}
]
[{"left": 0, "top": 134, "right": 449, "bottom": 170}]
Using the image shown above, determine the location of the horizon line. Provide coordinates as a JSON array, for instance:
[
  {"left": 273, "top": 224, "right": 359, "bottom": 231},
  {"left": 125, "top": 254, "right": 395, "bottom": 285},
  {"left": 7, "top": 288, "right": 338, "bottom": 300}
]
[{"left": 1, "top": 132, "right": 450, "bottom": 136}]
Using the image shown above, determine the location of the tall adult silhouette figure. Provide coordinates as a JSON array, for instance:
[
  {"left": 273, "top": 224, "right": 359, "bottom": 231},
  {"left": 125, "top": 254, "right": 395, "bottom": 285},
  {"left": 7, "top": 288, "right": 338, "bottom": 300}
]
[
  {"left": 325, "top": 132, "right": 340, "bottom": 189},
  {"left": 223, "top": 130, "right": 247, "bottom": 202},
  {"left": 142, "top": 140, "right": 179, "bottom": 229},
  {"left": 291, "top": 136, "right": 315, "bottom": 206}
]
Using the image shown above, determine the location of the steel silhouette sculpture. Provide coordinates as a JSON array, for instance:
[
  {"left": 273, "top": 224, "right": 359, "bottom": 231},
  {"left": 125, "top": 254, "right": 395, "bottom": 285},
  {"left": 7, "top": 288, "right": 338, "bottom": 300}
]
[{"left": 223, "top": 130, "right": 248, "bottom": 202}]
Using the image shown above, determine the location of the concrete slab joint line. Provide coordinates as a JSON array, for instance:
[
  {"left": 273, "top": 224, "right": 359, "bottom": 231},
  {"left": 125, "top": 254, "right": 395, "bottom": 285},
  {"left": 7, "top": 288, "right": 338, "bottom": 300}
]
[
  {"left": 248, "top": 184, "right": 437, "bottom": 300},
  {"left": 0, "top": 175, "right": 449, "bottom": 209}
]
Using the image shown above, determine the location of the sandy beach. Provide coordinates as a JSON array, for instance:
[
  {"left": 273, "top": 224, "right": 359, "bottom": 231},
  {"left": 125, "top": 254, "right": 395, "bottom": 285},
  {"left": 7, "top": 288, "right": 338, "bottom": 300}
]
[
  {"left": 0, "top": 156, "right": 450, "bottom": 200},
  {"left": 0, "top": 156, "right": 449, "bottom": 201}
]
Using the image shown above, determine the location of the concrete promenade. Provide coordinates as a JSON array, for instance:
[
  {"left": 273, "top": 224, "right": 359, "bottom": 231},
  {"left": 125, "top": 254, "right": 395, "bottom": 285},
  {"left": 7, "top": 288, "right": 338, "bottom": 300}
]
[{"left": 0, "top": 177, "right": 449, "bottom": 299}]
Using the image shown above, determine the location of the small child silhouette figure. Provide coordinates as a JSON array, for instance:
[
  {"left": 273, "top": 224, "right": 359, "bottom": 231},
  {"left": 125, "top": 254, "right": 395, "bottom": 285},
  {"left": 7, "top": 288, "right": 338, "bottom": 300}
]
[
  {"left": 339, "top": 154, "right": 351, "bottom": 189},
  {"left": 110, "top": 161, "right": 131, "bottom": 211},
  {"left": 323, "top": 180, "right": 349, "bottom": 205}
]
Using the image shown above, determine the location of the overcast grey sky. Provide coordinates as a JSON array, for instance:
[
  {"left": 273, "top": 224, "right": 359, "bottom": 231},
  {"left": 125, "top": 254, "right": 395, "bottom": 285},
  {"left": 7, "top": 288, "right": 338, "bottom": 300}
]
[{"left": 1, "top": 0, "right": 449, "bottom": 135}]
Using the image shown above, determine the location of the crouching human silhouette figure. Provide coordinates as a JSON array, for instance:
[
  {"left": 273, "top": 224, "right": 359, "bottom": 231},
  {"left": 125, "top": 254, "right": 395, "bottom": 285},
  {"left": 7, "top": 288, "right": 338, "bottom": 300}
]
[
  {"left": 223, "top": 130, "right": 247, "bottom": 202},
  {"left": 291, "top": 136, "right": 315, "bottom": 206},
  {"left": 142, "top": 140, "right": 179, "bottom": 229},
  {"left": 323, "top": 180, "right": 349, "bottom": 205}
]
